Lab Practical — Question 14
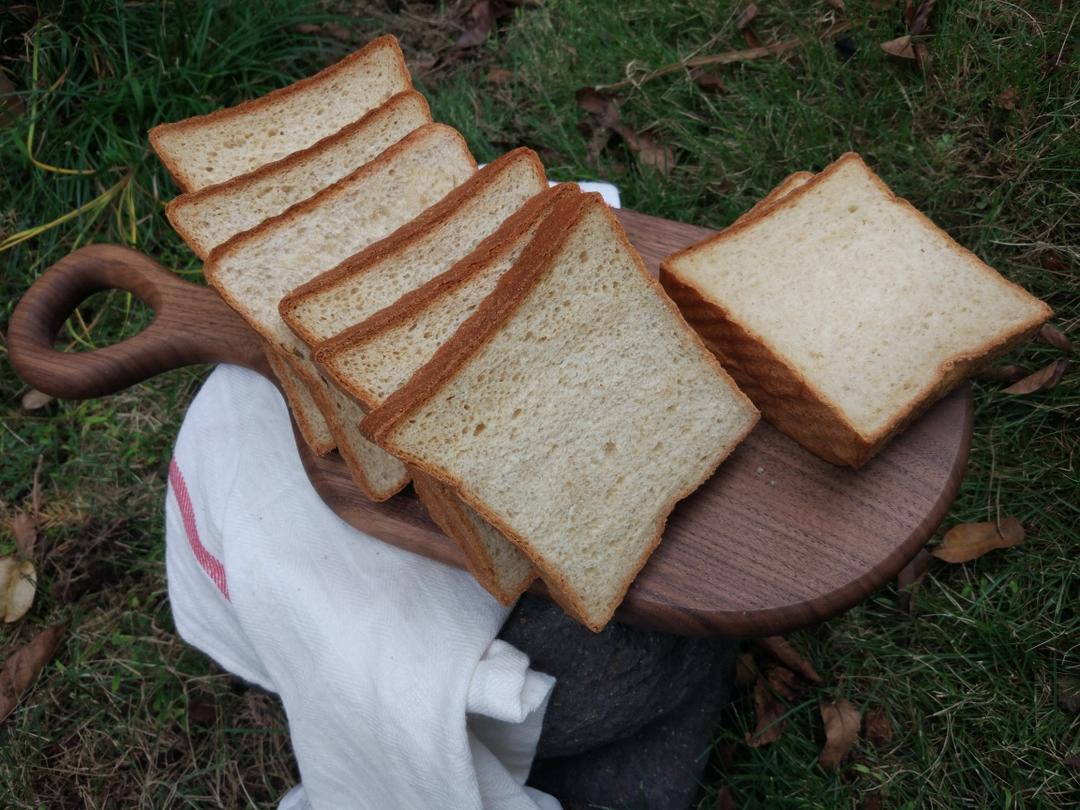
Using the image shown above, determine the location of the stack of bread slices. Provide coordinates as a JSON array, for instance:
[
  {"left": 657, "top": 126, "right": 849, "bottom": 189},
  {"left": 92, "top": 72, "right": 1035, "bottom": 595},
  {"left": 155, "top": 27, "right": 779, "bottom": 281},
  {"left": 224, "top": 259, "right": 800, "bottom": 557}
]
[{"left": 152, "top": 35, "right": 1051, "bottom": 631}]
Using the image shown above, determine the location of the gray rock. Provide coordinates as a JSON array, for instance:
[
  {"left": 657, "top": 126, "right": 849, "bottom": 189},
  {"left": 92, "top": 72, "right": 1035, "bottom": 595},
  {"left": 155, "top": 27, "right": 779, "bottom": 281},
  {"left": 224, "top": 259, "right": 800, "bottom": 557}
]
[
  {"left": 527, "top": 646, "right": 735, "bottom": 810},
  {"left": 497, "top": 594, "right": 735, "bottom": 759}
]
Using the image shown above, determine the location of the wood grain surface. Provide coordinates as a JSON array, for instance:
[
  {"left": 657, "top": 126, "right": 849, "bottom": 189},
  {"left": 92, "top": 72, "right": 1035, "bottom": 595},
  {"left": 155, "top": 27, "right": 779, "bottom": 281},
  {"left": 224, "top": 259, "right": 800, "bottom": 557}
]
[{"left": 7, "top": 210, "right": 972, "bottom": 637}]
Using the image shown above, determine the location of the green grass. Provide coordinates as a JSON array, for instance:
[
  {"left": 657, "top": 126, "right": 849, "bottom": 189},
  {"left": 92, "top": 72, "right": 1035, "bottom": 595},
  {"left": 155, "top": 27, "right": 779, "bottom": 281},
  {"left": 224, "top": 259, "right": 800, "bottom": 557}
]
[{"left": 2, "top": 0, "right": 1078, "bottom": 807}]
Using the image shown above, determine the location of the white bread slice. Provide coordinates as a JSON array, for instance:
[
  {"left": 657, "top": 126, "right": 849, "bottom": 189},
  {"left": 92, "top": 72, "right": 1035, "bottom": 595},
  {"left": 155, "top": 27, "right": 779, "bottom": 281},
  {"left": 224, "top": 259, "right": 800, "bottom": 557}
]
[
  {"left": 263, "top": 346, "right": 335, "bottom": 455},
  {"left": 661, "top": 152, "right": 1052, "bottom": 467},
  {"left": 149, "top": 35, "right": 411, "bottom": 192},
  {"left": 279, "top": 148, "right": 549, "bottom": 346},
  {"left": 314, "top": 186, "right": 578, "bottom": 602},
  {"left": 735, "top": 170, "right": 813, "bottom": 226},
  {"left": 361, "top": 192, "right": 760, "bottom": 631},
  {"left": 167, "top": 90, "right": 432, "bottom": 259},
  {"left": 412, "top": 470, "right": 534, "bottom": 604},
  {"left": 204, "top": 123, "right": 476, "bottom": 499}
]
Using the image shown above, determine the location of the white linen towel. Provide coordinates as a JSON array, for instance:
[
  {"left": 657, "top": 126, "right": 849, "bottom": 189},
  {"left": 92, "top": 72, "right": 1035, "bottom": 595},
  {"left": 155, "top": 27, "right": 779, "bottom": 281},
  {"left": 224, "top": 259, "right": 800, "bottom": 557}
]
[{"left": 165, "top": 365, "right": 562, "bottom": 810}]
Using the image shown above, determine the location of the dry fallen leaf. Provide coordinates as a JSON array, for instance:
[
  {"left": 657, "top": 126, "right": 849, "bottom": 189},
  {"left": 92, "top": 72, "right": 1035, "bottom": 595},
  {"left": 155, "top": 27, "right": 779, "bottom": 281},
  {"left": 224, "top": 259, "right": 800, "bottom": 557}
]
[
  {"left": 575, "top": 88, "right": 674, "bottom": 176},
  {"left": 693, "top": 71, "right": 729, "bottom": 92},
  {"left": 0, "top": 622, "right": 66, "bottom": 723},
  {"left": 715, "top": 785, "right": 736, "bottom": 810},
  {"left": 1059, "top": 675, "right": 1080, "bottom": 714},
  {"left": 976, "top": 364, "right": 1029, "bottom": 384},
  {"left": 766, "top": 665, "right": 802, "bottom": 702},
  {"left": 930, "top": 517, "right": 1025, "bottom": 563},
  {"left": 11, "top": 511, "right": 36, "bottom": 558},
  {"left": 881, "top": 35, "right": 916, "bottom": 60},
  {"left": 908, "top": 0, "right": 937, "bottom": 36},
  {"left": 294, "top": 22, "right": 351, "bottom": 42},
  {"left": 457, "top": 0, "right": 496, "bottom": 48},
  {"left": 819, "top": 699, "right": 860, "bottom": 770},
  {"left": 997, "top": 86, "right": 1018, "bottom": 110},
  {"left": 736, "top": 4, "right": 762, "bottom": 48},
  {"left": 21, "top": 389, "right": 54, "bottom": 411},
  {"left": 826, "top": 0, "right": 845, "bottom": 11},
  {"left": 486, "top": 68, "right": 513, "bottom": 85},
  {"left": 745, "top": 676, "right": 787, "bottom": 747},
  {"left": 0, "top": 557, "right": 36, "bottom": 623},
  {"left": 1065, "top": 753, "right": 1080, "bottom": 771},
  {"left": 863, "top": 706, "right": 893, "bottom": 749},
  {"left": 1039, "top": 324, "right": 1075, "bottom": 354},
  {"left": 1040, "top": 251, "right": 1069, "bottom": 273},
  {"left": 861, "top": 791, "right": 883, "bottom": 810},
  {"left": 1002, "top": 359, "right": 1069, "bottom": 395},
  {"left": 753, "top": 636, "right": 822, "bottom": 685}
]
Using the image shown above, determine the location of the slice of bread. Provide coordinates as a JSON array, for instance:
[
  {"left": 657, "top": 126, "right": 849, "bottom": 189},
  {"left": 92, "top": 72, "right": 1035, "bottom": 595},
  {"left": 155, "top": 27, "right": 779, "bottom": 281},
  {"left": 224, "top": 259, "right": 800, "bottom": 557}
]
[
  {"left": 149, "top": 35, "right": 411, "bottom": 192},
  {"left": 361, "top": 192, "right": 760, "bottom": 631},
  {"left": 263, "top": 346, "right": 335, "bottom": 455},
  {"left": 167, "top": 90, "right": 432, "bottom": 259},
  {"left": 411, "top": 470, "right": 534, "bottom": 604},
  {"left": 735, "top": 170, "right": 813, "bottom": 226},
  {"left": 660, "top": 152, "right": 1053, "bottom": 467},
  {"left": 204, "top": 123, "right": 475, "bottom": 499},
  {"left": 313, "top": 185, "right": 576, "bottom": 602},
  {"left": 279, "top": 148, "right": 549, "bottom": 347}
]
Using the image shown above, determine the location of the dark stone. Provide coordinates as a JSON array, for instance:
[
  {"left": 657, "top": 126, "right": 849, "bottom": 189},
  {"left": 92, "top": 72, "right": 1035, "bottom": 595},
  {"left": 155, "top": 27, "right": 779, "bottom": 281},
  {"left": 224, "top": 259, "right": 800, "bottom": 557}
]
[
  {"left": 498, "top": 594, "right": 735, "bottom": 759},
  {"left": 527, "top": 646, "right": 735, "bottom": 810}
]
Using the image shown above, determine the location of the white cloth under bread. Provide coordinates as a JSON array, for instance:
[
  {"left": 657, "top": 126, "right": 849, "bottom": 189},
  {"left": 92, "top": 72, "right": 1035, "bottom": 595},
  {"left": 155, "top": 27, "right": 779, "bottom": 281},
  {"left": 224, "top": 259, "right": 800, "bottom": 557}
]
[{"left": 165, "top": 365, "right": 561, "bottom": 809}]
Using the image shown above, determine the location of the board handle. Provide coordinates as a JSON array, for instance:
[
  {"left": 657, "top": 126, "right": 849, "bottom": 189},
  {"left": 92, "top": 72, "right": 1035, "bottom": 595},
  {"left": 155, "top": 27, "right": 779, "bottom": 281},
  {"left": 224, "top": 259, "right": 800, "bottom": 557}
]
[{"left": 7, "top": 244, "right": 266, "bottom": 399}]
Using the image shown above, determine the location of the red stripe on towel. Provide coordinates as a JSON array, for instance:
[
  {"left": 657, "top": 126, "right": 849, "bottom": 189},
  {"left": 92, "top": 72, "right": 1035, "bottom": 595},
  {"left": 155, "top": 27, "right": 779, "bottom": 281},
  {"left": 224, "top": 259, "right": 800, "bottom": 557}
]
[{"left": 169, "top": 458, "right": 230, "bottom": 600}]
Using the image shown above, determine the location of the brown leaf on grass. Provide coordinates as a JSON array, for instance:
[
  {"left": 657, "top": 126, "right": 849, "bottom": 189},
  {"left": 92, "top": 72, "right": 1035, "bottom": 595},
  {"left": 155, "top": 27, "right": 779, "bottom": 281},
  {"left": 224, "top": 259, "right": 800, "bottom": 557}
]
[
  {"left": 861, "top": 791, "right": 883, "bottom": 810},
  {"left": 1038, "top": 324, "right": 1074, "bottom": 354},
  {"left": 294, "top": 22, "right": 351, "bottom": 42},
  {"left": 819, "top": 699, "right": 860, "bottom": 770},
  {"left": 0, "top": 557, "right": 36, "bottom": 623},
  {"left": 1002, "top": 359, "right": 1069, "bottom": 394},
  {"left": 930, "top": 517, "right": 1025, "bottom": 563},
  {"left": 976, "top": 364, "right": 1029, "bottom": 384},
  {"left": 1059, "top": 675, "right": 1080, "bottom": 714},
  {"left": 486, "top": 68, "right": 513, "bottom": 85},
  {"left": 766, "top": 665, "right": 802, "bottom": 702},
  {"left": 21, "top": 389, "right": 54, "bottom": 410},
  {"left": 745, "top": 676, "right": 787, "bottom": 747},
  {"left": 736, "top": 4, "right": 759, "bottom": 31},
  {"left": 753, "top": 636, "right": 822, "bottom": 685},
  {"left": 863, "top": 706, "right": 893, "bottom": 749},
  {"left": 881, "top": 35, "right": 916, "bottom": 60},
  {"left": 0, "top": 622, "right": 66, "bottom": 722},
  {"left": 1065, "top": 753, "right": 1080, "bottom": 771},
  {"left": 908, "top": 0, "right": 937, "bottom": 36},
  {"left": 1040, "top": 251, "right": 1069, "bottom": 272},
  {"left": 11, "top": 512, "right": 36, "bottom": 558},
  {"left": 575, "top": 88, "right": 674, "bottom": 176},
  {"left": 736, "top": 4, "right": 762, "bottom": 48},
  {"left": 457, "top": 0, "right": 496, "bottom": 48},
  {"left": 693, "top": 71, "right": 729, "bottom": 92},
  {"left": 715, "top": 785, "right": 736, "bottom": 810},
  {"left": 0, "top": 71, "right": 24, "bottom": 127},
  {"left": 997, "top": 87, "right": 1018, "bottom": 110},
  {"left": 826, "top": 0, "right": 845, "bottom": 11}
]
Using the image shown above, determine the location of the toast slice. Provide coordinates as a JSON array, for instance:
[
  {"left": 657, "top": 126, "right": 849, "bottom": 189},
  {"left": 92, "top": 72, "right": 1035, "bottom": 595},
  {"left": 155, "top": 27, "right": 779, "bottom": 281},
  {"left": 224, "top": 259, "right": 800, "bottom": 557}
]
[
  {"left": 204, "top": 123, "right": 476, "bottom": 499},
  {"left": 735, "top": 171, "right": 813, "bottom": 226},
  {"left": 313, "top": 185, "right": 577, "bottom": 602},
  {"left": 167, "top": 90, "right": 432, "bottom": 259},
  {"left": 362, "top": 192, "right": 759, "bottom": 631},
  {"left": 660, "top": 152, "right": 1053, "bottom": 467},
  {"left": 263, "top": 346, "right": 335, "bottom": 456},
  {"left": 149, "top": 35, "right": 411, "bottom": 192},
  {"left": 279, "top": 148, "right": 549, "bottom": 346},
  {"left": 412, "top": 471, "right": 534, "bottom": 604}
]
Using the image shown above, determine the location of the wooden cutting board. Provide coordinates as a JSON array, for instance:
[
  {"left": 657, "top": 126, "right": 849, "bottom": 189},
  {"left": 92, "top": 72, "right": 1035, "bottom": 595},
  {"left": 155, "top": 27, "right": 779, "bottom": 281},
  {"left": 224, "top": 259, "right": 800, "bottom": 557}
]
[{"left": 7, "top": 209, "right": 971, "bottom": 637}]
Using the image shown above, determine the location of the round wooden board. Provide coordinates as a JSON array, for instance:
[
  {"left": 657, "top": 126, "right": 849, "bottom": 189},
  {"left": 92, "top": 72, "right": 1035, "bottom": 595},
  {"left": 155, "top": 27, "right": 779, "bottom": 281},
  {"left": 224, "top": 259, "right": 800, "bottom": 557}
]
[{"left": 7, "top": 212, "right": 971, "bottom": 638}]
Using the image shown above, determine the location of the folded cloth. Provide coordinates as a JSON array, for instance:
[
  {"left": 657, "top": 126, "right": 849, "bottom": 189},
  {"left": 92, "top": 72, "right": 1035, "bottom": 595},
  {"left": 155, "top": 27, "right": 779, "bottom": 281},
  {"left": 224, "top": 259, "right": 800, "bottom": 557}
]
[{"left": 165, "top": 364, "right": 561, "bottom": 810}]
